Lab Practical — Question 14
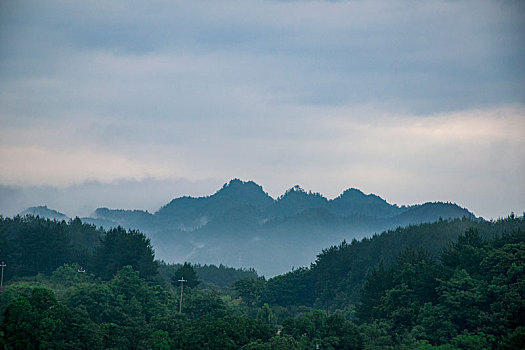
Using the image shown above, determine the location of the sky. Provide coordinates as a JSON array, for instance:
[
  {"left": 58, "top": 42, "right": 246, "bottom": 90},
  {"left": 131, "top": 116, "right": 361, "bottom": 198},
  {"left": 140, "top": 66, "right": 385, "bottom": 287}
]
[{"left": 0, "top": 0, "right": 524, "bottom": 219}]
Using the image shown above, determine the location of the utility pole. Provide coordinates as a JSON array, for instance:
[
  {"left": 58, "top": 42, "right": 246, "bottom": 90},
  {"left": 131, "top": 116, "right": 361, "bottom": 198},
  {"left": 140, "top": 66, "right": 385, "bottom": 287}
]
[
  {"left": 0, "top": 262, "right": 6, "bottom": 291},
  {"left": 178, "top": 277, "right": 187, "bottom": 313}
]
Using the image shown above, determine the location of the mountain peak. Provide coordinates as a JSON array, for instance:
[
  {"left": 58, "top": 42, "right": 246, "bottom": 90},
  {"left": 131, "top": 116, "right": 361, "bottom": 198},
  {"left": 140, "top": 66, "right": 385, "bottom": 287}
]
[
  {"left": 21, "top": 206, "right": 69, "bottom": 220},
  {"left": 222, "top": 178, "right": 259, "bottom": 189},
  {"left": 338, "top": 188, "right": 366, "bottom": 198},
  {"left": 335, "top": 188, "right": 386, "bottom": 203},
  {"left": 215, "top": 179, "right": 271, "bottom": 200},
  {"left": 331, "top": 188, "right": 401, "bottom": 218},
  {"left": 273, "top": 185, "right": 328, "bottom": 218},
  {"left": 283, "top": 185, "right": 306, "bottom": 196},
  {"left": 279, "top": 185, "right": 327, "bottom": 200}
]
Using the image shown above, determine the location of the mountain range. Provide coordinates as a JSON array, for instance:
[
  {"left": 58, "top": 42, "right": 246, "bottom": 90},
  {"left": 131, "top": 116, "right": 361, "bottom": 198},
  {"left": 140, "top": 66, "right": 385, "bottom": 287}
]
[{"left": 21, "top": 179, "right": 475, "bottom": 276}]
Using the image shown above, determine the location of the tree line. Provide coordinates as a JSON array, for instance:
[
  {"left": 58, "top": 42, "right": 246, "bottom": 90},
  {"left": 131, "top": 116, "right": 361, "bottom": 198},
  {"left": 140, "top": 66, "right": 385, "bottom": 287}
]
[
  {"left": 233, "top": 216, "right": 525, "bottom": 310},
  {"left": 0, "top": 215, "right": 157, "bottom": 281}
]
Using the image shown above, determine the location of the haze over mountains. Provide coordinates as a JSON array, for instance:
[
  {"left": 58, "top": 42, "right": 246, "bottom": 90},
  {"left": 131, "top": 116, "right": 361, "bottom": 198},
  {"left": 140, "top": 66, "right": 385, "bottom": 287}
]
[
  {"left": 20, "top": 179, "right": 474, "bottom": 276},
  {"left": 21, "top": 205, "right": 69, "bottom": 221}
]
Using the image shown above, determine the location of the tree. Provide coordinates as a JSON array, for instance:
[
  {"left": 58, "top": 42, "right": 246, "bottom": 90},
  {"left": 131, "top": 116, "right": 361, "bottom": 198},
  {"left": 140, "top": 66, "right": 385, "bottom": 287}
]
[
  {"left": 171, "top": 262, "right": 200, "bottom": 289},
  {"left": 93, "top": 227, "right": 158, "bottom": 280},
  {"left": 183, "top": 290, "right": 226, "bottom": 319},
  {"left": 233, "top": 278, "right": 266, "bottom": 307},
  {"left": 356, "top": 262, "right": 394, "bottom": 323},
  {"left": 3, "top": 295, "right": 36, "bottom": 348},
  {"left": 437, "top": 268, "right": 487, "bottom": 332},
  {"left": 12, "top": 216, "right": 71, "bottom": 276},
  {"left": 257, "top": 303, "right": 275, "bottom": 326},
  {"left": 50, "top": 263, "right": 94, "bottom": 286},
  {"left": 441, "top": 228, "right": 487, "bottom": 277}
]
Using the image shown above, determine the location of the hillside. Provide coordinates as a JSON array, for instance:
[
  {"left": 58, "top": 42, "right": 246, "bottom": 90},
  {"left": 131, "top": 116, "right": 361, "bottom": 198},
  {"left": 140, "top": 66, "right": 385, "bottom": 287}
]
[
  {"left": 2, "top": 213, "right": 523, "bottom": 349},
  {"left": 239, "top": 215, "right": 525, "bottom": 309},
  {"left": 75, "top": 179, "right": 476, "bottom": 276},
  {"left": 3, "top": 213, "right": 523, "bottom": 349},
  {"left": 19, "top": 180, "right": 476, "bottom": 276},
  {"left": 21, "top": 205, "right": 69, "bottom": 221}
]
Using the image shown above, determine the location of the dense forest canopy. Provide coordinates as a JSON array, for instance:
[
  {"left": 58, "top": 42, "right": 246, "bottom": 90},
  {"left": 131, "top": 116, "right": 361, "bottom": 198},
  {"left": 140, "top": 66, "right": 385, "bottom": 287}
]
[
  {"left": 231, "top": 216, "right": 525, "bottom": 310},
  {"left": 0, "top": 214, "right": 523, "bottom": 348}
]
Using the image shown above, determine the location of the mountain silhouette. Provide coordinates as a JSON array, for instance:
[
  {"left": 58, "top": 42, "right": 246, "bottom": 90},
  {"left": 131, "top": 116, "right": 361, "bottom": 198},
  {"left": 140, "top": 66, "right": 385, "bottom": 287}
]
[
  {"left": 21, "top": 206, "right": 69, "bottom": 221},
  {"left": 21, "top": 179, "right": 475, "bottom": 276}
]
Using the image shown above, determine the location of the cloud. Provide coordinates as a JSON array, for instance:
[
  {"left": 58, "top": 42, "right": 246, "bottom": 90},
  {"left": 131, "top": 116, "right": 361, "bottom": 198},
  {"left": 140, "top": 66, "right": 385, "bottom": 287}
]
[
  {"left": 0, "top": 178, "right": 222, "bottom": 218},
  {"left": 1, "top": 103, "right": 523, "bottom": 218},
  {"left": 1, "top": 0, "right": 524, "bottom": 118},
  {"left": 0, "top": 0, "right": 524, "bottom": 219},
  {"left": 0, "top": 145, "right": 178, "bottom": 186}
]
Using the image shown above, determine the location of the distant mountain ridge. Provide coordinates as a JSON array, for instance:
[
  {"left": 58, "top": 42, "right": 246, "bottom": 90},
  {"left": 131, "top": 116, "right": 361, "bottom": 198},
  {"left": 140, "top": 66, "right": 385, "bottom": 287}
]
[
  {"left": 21, "top": 205, "right": 69, "bottom": 221},
  {"left": 20, "top": 179, "right": 476, "bottom": 276},
  {"left": 148, "top": 179, "right": 470, "bottom": 228}
]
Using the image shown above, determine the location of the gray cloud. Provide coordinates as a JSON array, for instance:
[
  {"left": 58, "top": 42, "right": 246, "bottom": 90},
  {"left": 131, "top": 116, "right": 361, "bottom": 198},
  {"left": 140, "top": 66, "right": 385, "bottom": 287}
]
[
  {"left": 1, "top": 0, "right": 523, "bottom": 116},
  {"left": 0, "top": 0, "right": 524, "bottom": 219},
  {"left": 0, "top": 178, "right": 222, "bottom": 218}
]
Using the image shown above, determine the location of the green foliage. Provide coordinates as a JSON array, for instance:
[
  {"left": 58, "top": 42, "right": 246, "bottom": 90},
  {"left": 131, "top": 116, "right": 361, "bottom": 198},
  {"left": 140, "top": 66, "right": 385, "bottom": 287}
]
[
  {"left": 94, "top": 226, "right": 158, "bottom": 280},
  {"left": 359, "top": 321, "right": 396, "bottom": 350},
  {"left": 501, "top": 326, "right": 525, "bottom": 350},
  {"left": 355, "top": 224, "right": 525, "bottom": 347},
  {"left": 0, "top": 215, "right": 159, "bottom": 282},
  {"left": 151, "top": 329, "right": 170, "bottom": 350},
  {"left": 276, "top": 310, "right": 363, "bottom": 349},
  {"left": 50, "top": 263, "right": 94, "bottom": 287},
  {"left": 268, "top": 334, "right": 302, "bottom": 349},
  {"left": 264, "top": 216, "right": 525, "bottom": 310},
  {"left": 0, "top": 264, "right": 276, "bottom": 349},
  {"left": 2, "top": 287, "right": 103, "bottom": 349},
  {"left": 441, "top": 228, "right": 487, "bottom": 276},
  {"left": 4, "top": 216, "right": 73, "bottom": 276},
  {"left": 171, "top": 262, "right": 200, "bottom": 289},
  {"left": 233, "top": 277, "right": 267, "bottom": 307},
  {"left": 356, "top": 262, "right": 394, "bottom": 323},
  {"left": 265, "top": 268, "right": 314, "bottom": 307},
  {"left": 159, "top": 262, "right": 258, "bottom": 293},
  {"left": 194, "top": 263, "right": 258, "bottom": 288},
  {"left": 183, "top": 289, "right": 227, "bottom": 319},
  {"left": 3, "top": 295, "right": 36, "bottom": 348},
  {"left": 1, "top": 214, "right": 523, "bottom": 349},
  {"left": 257, "top": 303, "right": 275, "bottom": 326}
]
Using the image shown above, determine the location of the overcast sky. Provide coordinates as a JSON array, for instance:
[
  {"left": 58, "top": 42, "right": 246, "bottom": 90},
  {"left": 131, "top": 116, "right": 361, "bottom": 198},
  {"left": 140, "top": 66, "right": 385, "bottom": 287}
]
[{"left": 0, "top": 0, "right": 524, "bottom": 219}]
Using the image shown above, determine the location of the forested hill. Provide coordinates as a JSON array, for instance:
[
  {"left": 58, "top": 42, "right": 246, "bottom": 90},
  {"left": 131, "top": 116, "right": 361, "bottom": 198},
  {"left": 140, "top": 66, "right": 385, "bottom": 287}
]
[
  {"left": 58, "top": 179, "right": 476, "bottom": 276},
  {"left": 89, "top": 179, "right": 474, "bottom": 231},
  {"left": 21, "top": 205, "right": 69, "bottom": 221},
  {"left": 0, "top": 215, "right": 258, "bottom": 288},
  {"left": 1, "top": 214, "right": 523, "bottom": 348},
  {"left": 236, "top": 215, "right": 525, "bottom": 310}
]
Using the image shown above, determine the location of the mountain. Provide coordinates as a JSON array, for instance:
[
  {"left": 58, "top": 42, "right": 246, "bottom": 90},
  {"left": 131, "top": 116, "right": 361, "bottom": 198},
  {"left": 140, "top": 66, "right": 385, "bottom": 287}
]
[
  {"left": 87, "top": 179, "right": 475, "bottom": 276},
  {"left": 262, "top": 215, "right": 525, "bottom": 309},
  {"left": 155, "top": 179, "right": 273, "bottom": 230},
  {"left": 391, "top": 202, "right": 474, "bottom": 226},
  {"left": 21, "top": 205, "right": 69, "bottom": 221},
  {"left": 270, "top": 185, "right": 328, "bottom": 218},
  {"left": 92, "top": 208, "right": 155, "bottom": 229},
  {"left": 330, "top": 188, "right": 406, "bottom": 217}
]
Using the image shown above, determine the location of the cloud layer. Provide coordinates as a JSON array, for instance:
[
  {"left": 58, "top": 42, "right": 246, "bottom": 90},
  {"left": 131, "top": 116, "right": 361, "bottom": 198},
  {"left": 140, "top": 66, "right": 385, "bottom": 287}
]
[{"left": 0, "top": 0, "right": 524, "bottom": 219}]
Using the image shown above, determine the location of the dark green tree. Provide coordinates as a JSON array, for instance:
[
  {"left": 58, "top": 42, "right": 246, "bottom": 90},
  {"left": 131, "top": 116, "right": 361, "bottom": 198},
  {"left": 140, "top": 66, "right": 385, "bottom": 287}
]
[
  {"left": 93, "top": 227, "right": 158, "bottom": 280},
  {"left": 172, "top": 262, "right": 200, "bottom": 289},
  {"left": 233, "top": 278, "right": 266, "bottom": 307}
]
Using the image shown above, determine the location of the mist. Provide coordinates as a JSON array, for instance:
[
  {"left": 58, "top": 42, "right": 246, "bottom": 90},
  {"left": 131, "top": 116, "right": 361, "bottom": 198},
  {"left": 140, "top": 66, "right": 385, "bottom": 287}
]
[{"left": 0, "top": 177, "right": 221, "bottom": 218}]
